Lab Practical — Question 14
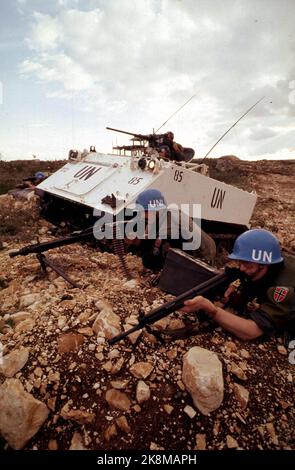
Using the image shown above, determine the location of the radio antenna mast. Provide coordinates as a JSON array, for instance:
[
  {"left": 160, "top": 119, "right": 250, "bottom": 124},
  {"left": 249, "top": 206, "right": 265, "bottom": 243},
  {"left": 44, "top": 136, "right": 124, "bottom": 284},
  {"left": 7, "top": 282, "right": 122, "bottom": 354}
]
[
  {"left": 203, "top": 96, "right": 265, "bottom": 159},
  {"left": 155, "top": 94, "right": 197, "bottom": 133}
]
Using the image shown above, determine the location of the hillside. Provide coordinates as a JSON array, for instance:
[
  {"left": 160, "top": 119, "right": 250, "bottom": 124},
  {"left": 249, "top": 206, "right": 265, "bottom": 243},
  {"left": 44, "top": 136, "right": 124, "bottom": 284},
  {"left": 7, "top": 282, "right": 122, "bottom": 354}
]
[
  {"left": 0, "top": 160, "right": 65, "bottom": 196},
  {"left": 0, "top": 158, "right": 294, "bottom": 451}
]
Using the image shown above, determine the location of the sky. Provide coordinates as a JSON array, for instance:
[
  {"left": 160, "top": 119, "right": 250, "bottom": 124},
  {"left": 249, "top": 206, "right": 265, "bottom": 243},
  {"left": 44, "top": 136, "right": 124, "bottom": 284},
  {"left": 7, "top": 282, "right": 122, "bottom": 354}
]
[{"left": 0, "top": 0, "right": 294, "bottom": 161}]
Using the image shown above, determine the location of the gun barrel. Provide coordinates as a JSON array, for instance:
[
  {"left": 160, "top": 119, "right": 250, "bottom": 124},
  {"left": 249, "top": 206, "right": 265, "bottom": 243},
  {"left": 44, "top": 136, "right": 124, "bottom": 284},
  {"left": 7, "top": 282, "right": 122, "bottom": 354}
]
[
  {"left": 9, "top": 221, "right": 130, "bottom": 259},
  {"left": 106, "top": 127, "right": 148, "bottom": 140},
  {"left": 9, "top": 250, "right": 23, "bottom": 258},
  {"left": 9, "top": 228, "right": 94, "bottom": 258},
  {"left": 109, "top": 324, "right": 140, "bottom": 346},
  {"left": 106, "top": 127, "right": 139, "bottom": 137}
]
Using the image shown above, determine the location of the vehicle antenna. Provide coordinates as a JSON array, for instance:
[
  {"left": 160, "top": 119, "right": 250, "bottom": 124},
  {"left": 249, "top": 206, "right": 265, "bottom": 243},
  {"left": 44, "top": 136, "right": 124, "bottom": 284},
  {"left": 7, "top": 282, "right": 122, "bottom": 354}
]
[
  {"left": 202, "top": 96, "right": 265, "bottom": 159},
  {"left": 155, "top": 94, "right": 197, "bottom": 133}
]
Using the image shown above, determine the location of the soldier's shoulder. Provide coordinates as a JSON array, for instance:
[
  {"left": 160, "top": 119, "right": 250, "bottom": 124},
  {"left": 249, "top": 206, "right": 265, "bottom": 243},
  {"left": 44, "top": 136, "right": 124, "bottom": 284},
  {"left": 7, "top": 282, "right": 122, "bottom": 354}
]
[
  {"left": 266, "top": 286, "right": 294, "bottom": 305},
  {"left": 275, "top": 253, "right": 295, "bottom": 285}
]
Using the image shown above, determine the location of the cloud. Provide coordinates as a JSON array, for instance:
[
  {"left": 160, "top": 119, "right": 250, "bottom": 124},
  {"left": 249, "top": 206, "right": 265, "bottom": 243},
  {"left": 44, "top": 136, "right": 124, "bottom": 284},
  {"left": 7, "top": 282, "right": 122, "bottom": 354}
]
[
  {"left": 57, "top": 0, "right": 79, "bottom": 6},
  {"left": 20, "top": 52, "right": 94, "bottom": 90},
  {"left": 26, "top": 12, "right": 63, "bottom": 50},
  {"left": 249, "top": 126, "right": 277, "bottom": 141},
  {"left": 15, "top": 0, "right": 295, "bottom": 159}
]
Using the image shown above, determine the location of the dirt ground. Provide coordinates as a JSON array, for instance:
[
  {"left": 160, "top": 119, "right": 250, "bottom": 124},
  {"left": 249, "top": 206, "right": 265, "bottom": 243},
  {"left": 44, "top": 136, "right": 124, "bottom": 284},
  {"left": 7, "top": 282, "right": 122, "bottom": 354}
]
[{"left": 0, "top": 158, "right": 294, "bottom": 451}]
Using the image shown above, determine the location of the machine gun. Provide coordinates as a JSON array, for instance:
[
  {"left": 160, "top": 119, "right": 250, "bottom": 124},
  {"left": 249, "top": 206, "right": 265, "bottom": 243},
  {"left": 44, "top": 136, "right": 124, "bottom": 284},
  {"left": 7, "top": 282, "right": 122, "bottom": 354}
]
[
  {"left": 9, "top": 221, "right": 132, "bottom": 287},
  {"left": 109, "top": 267, "right": 240, "bottom": 345},
  {"left": 106, "top": 126, "right": 168, "bottom": 150},
  {"left": 106, "top": 126, "right": 195, "bottom": 162}
]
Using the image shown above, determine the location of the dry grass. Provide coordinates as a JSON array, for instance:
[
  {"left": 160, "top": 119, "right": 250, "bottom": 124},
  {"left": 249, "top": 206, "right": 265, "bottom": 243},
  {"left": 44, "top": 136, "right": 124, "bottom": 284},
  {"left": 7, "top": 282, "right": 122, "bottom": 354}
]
[{"left": 0, "top": 160, "right": 65, "bottom": 195}]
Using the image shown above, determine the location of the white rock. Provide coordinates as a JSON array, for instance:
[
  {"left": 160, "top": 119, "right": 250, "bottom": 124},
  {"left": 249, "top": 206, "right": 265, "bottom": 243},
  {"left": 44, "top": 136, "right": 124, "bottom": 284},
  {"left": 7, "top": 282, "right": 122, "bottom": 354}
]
[
  {"left": 229, "top": 362, "right": 247, "bottom": 381},
  {"left": 95, "top": 300, "right": 113, "bottom": 312},
  {"left": 10, "top": 312, "right": 31, "bottom": 325},
  {"left": 14, "top": 318, "right": 35, "bottom": 334},
  {"left": 19, "top": 294, "right": 39, "bottom": 309},
  {"left": 184, "top": 405, "right": 197, "bottom": 419},
  {"left": 57, "top": 316, "right": 67, "bottom": 329},
  {"left": 182, "top": 347, "right": 224, "bottom": 415},
  {"left": 0, "top": 348, "right": 29, "bottom": 378},
  {"left": 195, "top": 433, "right": 206, "bottom": 450},
  {"left": 150, "top": 442, "right": 165, "bottom": 450},
  {"left": 129, "top": 362, "right": 154, "bottom": 379},
  {"left": 277, "top": 345, "right": 287, "bottom": 355},
  {"left": 136, "top": 380, "right": 151, "bottom": 404},
  {"left": 163, "top": 404, "right": 174, "bottom": 415},
  {"left": 92, "top": 309, "right": 121, "bottom": 340},
  {"left": 233, "top": 383, "right": 249, "bottom": 410},
  {"left": 116, "top": 416, "right": 131, "bottom": 434},
  {"left": 108, "top": 349, "right": 120, "bottom": 360},
  {"left": 60, "top": 403, "right": 95, "bottom": 424},
  {"left": 226, "top": 435, "right": 239, "bottom": 449},
  {"left": 0, "top": 379, "right": 49, "bottom": 450},
  {"left": 123, "top": 279, "right": 139, "bottom": 289},
  {"left": 110, "top": 380, "right": 130, "bottom": 390},
  {"left": 105, "top": 389, "right": 131, "bottom": 411},
  {"left": 69, "top": 432, "right": 87, "bottom": 450},
  {"left": 96, "top": 336, "right": 106, "bottom": 345}
]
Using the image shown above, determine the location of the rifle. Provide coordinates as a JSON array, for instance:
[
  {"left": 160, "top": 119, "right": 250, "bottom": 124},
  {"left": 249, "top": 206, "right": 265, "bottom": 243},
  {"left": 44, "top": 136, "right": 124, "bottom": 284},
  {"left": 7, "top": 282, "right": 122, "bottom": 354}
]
[
  {"left": 9, "top": 221, "right": 132, "bottom": 286},
  {"left": 109, "top": 268, "right": 240, "bottom": 345}
]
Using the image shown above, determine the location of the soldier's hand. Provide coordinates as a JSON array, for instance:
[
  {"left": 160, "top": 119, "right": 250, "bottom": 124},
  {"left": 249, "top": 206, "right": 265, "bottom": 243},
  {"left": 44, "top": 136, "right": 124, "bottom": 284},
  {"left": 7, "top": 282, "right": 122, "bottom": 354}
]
[
  {"left": 223, "top": 284, "right": 237, "bottom": 301},
  {"left": 181, "top": 295, "right": 217, "bottom": 316}
]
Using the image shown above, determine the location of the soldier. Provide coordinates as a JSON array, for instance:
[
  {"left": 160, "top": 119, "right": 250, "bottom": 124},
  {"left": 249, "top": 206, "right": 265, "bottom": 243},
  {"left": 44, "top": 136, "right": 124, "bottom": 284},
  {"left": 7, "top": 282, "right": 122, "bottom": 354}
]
[
  {"left": 125, "top": 188, "right": 216, "bottom": 271},
  {"left": 161, "top": 131, "right": 185, "bottom": 161},
  {"left": 34, "top": 171, "right": 46, "bottom": 183},
  {"left": 8, "top": 171, "right": 46, "bottom": 200},
  {"left": 181, "top": 229, "right": 295, "bottom": 341},
  {"left": 19, "top": 171, "right": 46, "bottom": 190}
]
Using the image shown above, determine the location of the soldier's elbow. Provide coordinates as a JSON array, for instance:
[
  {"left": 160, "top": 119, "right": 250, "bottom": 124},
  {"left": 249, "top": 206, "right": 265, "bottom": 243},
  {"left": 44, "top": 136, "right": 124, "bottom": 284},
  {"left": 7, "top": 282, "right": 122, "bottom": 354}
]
[{"left": 238, "top": 326, "right": 264, "bottom": 341}]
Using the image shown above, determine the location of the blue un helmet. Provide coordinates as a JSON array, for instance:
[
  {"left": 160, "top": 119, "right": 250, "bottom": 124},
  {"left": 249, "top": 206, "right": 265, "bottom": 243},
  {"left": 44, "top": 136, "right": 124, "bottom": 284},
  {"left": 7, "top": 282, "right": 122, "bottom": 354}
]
[
  {"left": 135, "top": 189, "right": 167, "bottom": 212},
  {"left": 228, "top": 229, "right": 283, "bottom": 265},
  {"left": 35, "top": 171, "right": 45, "bottom": 180}
]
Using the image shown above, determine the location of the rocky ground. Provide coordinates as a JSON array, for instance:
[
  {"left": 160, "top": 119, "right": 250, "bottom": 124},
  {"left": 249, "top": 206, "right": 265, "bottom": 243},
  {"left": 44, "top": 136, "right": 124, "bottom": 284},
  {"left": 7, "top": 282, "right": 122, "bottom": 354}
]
[{"left": 0, "top": 158, "right": 294, "bottom": 451}]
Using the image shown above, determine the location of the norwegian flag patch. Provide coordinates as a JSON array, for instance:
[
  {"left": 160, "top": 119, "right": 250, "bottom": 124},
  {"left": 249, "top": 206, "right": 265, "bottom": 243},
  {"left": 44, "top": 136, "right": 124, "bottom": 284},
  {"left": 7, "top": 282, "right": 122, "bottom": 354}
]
[{"left": 273, "top": 287, "right": 289, "bottom": 303}]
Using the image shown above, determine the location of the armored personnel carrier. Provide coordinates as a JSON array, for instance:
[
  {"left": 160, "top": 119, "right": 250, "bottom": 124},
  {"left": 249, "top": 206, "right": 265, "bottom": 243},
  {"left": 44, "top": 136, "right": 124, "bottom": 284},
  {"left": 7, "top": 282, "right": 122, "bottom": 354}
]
[{"left": 36, "top": 128, "right": 257, "bottom": 246}]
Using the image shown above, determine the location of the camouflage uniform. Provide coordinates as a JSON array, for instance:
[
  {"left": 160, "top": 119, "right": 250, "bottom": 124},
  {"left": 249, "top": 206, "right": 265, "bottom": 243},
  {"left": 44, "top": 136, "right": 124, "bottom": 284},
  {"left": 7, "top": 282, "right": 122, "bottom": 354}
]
[{"left": 228, "top": 252, "right": 295, "bottom": 335}]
